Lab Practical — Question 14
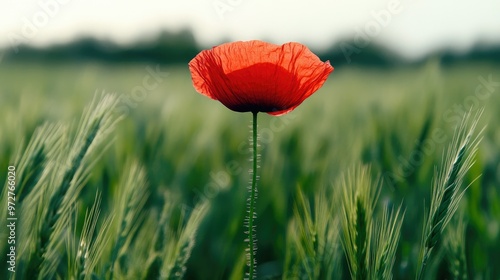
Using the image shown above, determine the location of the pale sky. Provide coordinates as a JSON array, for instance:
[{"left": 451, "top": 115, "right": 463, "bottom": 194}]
[{"left": 1, "top": 0, "right": 500, "bottom": 60}]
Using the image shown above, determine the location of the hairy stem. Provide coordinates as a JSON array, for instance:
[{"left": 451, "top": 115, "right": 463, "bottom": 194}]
[{"left": 247, "top": 111, "right": 258, "bottom": 279}]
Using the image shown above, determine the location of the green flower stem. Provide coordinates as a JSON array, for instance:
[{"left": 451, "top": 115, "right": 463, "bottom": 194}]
[{"left": 247, "top": 111, "right": 258, "bottom": 279}]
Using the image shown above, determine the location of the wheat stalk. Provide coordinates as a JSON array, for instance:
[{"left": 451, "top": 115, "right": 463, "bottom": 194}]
[
  {"left": 372, "top": 204, "right": 405, "bottom": 280},
  {"left": 417, "top": 109, "right": 483, "bottom": 280},
  {"left": 65, "top": 191, "right": 115, "bottom": 280},
  {"left": 16, "top": 93, "right": 121, "bottom": 279},
  {"left": 444, "top": 211, "right": 468, "bottom": 280},
  {"left": 160, "top": 200, "right": 210, "bottom": 280},
  {"left": 108, "top": 161, "right": 149, "bottom": 279},
  {"left": 339, "top": 165, "right": 379, "bottom": 280},
  {"left": 284, "top": 186, "right": 341, "bottom": 280}
]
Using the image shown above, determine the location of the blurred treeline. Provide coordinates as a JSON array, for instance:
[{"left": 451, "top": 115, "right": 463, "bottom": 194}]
[{"left": 2, "top": 28, "right": 500, "bottom": 66}]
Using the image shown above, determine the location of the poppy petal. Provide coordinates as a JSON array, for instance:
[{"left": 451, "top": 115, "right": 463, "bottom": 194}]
[{"left": 189, "top": 40, "right": 333, "bottom": 115}]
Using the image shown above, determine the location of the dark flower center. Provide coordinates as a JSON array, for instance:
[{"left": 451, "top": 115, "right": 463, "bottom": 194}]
[{"left": 224, "top": 62, "right": 301, "bottom": 113}]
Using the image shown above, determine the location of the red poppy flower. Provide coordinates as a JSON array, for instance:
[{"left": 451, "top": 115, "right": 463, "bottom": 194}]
[{"left": 189, "top": 40, "right": 333, "bottom": 116}]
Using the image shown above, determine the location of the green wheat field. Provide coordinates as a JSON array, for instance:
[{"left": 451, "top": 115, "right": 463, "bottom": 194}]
[{"left": 1, "top": 59, "right": 499, "bottom": 279}]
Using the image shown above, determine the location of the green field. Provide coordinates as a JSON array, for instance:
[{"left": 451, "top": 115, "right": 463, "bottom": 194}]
[{"left": 1, "top": 60, "right": 499, "bottom": 279}]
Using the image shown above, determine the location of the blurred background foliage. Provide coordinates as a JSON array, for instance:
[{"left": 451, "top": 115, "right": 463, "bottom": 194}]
[
  {"left": 0, "top": 29, "right": 499, "bottom": 279},
  {"left": 2, "top": 28, "right": 500, "bottom": 66}
]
